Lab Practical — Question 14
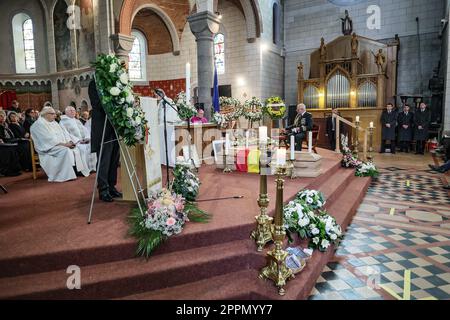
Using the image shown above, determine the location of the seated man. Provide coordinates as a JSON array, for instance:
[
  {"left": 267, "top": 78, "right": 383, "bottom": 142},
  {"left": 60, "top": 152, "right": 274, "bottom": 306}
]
[
  {"left": 190, "top": 108, "right": 208, "bottom": 124},
  {"left": 285, "top": 103, "right": 313, "bottom": 151},
  {"left": 60, "top": 106, "right": 97, "bottom": 172},
  {"left": 30, "top": 106, "right": 90, "bottom": 182}
]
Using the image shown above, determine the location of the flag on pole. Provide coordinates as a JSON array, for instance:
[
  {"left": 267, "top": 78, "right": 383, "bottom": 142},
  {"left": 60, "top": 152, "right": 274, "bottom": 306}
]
[{"left": 212, "top": 65, "right": 220, "bottom": 113}]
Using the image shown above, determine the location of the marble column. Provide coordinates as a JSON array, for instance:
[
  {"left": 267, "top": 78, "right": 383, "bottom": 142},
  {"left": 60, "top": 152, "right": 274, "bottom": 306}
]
[
  {"left": 188, "top": 11, "right": 221, "bottom": 120},
  {"left": 110, "top": 33, "right": 135, "bottom": 66}
]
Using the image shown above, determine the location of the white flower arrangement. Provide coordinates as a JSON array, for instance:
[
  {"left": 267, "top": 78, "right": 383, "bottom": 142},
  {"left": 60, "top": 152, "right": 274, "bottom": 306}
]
[
  {"left": 241, "top": 97, "right": 263, "bottom": 122},
  {"left": 296, "top": 189, "right": 326, "bottom": 210},
  {"left": 212, "top": 112, "right": 227, "bottom": 127},
  {"left": 355, "top": 161, "right": 379, "bottom": 178},
  {"left": 283, "top": 200, "right": 315, "bottom": 239},
  {"left": 307, "top": 213, "right": 342, "bottom": 252},
  {"left": 174, "top": 91, "right": 197, "bottom": 121}
]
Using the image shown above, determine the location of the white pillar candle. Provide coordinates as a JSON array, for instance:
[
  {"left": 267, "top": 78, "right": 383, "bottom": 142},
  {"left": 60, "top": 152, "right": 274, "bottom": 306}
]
[
  {"left": 355, "top": 115, "right": 360, "bottom": 122},
  {"left": 308, "top": 131, "right": 313, "bottom": 153},
  {"left": 290, "top": 135, "right": 295, "bottom": 160},
  {"left": 245, "top": 130, "right": 249, "bottom": 149},
  {"left": 259, "top": 126, "right": 267, "bottom": 144},
  {"left": 276, "top": 148, "right": 286, "bottom": 166},
  {"left": 369, "top": 121, "right": 374, "bottom": 128},
  {"left": 225, "top": 133, "right": 230, "bottom": 155},
  {"left": 185, "top": 62, "right": 191, "bottom": 104}
]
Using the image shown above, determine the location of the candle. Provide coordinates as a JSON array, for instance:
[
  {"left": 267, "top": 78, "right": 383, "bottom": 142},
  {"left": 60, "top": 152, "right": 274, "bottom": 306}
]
[
  {"left": 355, "top": 115, "right": 360, "bottom": 122},
  {"left": 369, "top": 121, "right": 374, "bottom": 128},
  {"left": 225, "top": 133, "right": 230, "bottom": 155},
  {"left": 185, "top": 62, "right": 191, "bottom": 104},
  {"left": 259, "top": 126, "right": 267, "bottom": 144},
  {"left": 290, "top": 135, "right": 295, "bottom": 160},
  {"left": 308, "top": 131, "right": 312, "bottom": 153},
  {"left": 276, "top": 148, "right": 286, "bottom": 166},
  {"left": 245, "top": 131, "right": 249, "bottom": 149}
]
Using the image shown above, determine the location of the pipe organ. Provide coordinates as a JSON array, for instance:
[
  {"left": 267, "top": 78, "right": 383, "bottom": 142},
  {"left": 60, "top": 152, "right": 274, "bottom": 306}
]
[{"left": 297, "top": 33, "right": 399, "bottom": 151}]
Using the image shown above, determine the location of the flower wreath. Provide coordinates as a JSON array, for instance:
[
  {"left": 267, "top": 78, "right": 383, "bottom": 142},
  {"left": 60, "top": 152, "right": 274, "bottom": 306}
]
[
  {"left": 264, "top": 96, "right": 286, "bottom": 120},
  {"left": 242, "top": 97, "right": 263, "bottom": 122}
]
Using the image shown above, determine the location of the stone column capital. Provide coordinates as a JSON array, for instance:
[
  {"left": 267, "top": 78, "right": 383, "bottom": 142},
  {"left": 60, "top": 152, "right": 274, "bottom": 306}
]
[
  {"left": 110, "top": 33, "right": 135, "bottom": 61},
  {"left": 188, "top": 11, "right": 221, "bottom": 40}
]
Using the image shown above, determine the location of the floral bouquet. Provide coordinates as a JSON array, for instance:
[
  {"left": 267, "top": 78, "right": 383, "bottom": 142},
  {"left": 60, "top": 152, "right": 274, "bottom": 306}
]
[
  {"left": 356, "top": 161, "right": 379, "bottom": 178},
  {"left": 283, "top": 199, "right": 315, "bottom": 239},
  {"left": 307, "top": 213, "right": 343, "bottom": 252},
  {"left": 174, "top": 91, "right": 197, "bottom": 121},
  {"left": 219, "top": 96, "right": 242, "bottom": 121},
  {"left": 296, "top": 189, "right": 326, "bottom": 210},
  {"left": 171, "top": 160, "right": 200, "bottom": 201},
  {"left": 242, "top": 97, "right": 263, "bottom": 122},
  {"left": 264, "top": 96, "right": 286, "bottom": 120},
  {"left": 212, "top": 112, "right": 227, "bottom": 128},
  {"left": 129, "top": 189, "right": 188, "bottom": 257},
  {"left": 342, "top": 153, "right": 362, "bottom": 168},
  {"left": 92, "top": 53, "right": 147, "bottom": 146}
]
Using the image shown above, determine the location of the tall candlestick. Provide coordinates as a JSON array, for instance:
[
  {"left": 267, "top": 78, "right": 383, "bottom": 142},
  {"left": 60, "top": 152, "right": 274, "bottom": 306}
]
[
  {"left": 276, "top": 148, "right": 286, "bottom": 166},
  {"left": 308, "top": 131, "right": 312, "bottom": 153},
  {"left": 290, "top": 135, "right": 295, "bottom": 160},
  {"left": 185, "top": 62, "right": 191, "bottom": 104},
  {"left": 259, "top": 126, "right": 267, "bottom": 144},
  {"left": 355, "top": 115, "right": 360, "bottom": 122},
  {"left": 225, "top": 133, "right": 230, "bottom": 155}
]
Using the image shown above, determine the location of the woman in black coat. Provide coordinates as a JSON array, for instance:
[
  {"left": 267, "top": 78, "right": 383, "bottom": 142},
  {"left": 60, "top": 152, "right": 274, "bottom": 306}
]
[
  {"left": 397, "top": 104, "right": 414, "bottom": 153},
  {"left": 414, "top": 103, "right": 431, "bottom": 154}
]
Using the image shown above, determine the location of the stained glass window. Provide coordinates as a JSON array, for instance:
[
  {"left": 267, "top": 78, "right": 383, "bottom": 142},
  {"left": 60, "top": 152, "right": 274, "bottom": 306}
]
[
  {"left": 22, "top": 19, "right": 36, "bottom": 71},
  {"left": 214, "top": 33, "right": 225, "bottom": 75},
  {"left": 129, "top": 31, "right": 147, "bottom": 81}
]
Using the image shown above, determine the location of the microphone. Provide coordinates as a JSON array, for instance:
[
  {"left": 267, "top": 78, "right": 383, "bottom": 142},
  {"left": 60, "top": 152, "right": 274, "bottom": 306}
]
[{"left": 154, "top": 88, "right": 165, "bottom": 99}]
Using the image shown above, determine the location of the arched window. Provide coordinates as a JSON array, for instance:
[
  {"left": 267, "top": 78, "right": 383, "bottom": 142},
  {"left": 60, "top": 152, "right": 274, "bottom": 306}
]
[
  {"left": 12, "top": 13, "right": 36, "bottom": 73},
  {"left": 272, "top": 3, "right": 279, "bottom": 45},
  {"left": 129, "top": 30, "right": 147, "bottom": 81},
  {"left": 214, "top": 33, "right": 225, "bottom": 75}
]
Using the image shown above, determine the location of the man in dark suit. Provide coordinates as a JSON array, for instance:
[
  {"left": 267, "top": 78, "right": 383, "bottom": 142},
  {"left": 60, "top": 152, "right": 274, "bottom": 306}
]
[
  {"left": 88, "top": 79, "right": 122, "bottom": 202},
  {"left": 414, "top": 102, "right": 431, "bottom": 155},
  {"left": 286, "top": 103, "right": 313, "bottom": 151},
  {"left": 326, "top": 108, "right": 344, "bottom": 151},
  {"left": 397, "top": 104, "right": 414, "bottom": 153},
  {"left": 380, "top": 102, "right": 397, "bottom": 154}
]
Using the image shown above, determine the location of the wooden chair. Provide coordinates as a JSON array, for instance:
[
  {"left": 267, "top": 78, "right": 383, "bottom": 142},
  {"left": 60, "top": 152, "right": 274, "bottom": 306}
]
[
  {"left": 29, "top": 137, "right": 40, "bottom": 180},
  {"left": 279, "top": 124, "right": 321, "bottom": 154}
]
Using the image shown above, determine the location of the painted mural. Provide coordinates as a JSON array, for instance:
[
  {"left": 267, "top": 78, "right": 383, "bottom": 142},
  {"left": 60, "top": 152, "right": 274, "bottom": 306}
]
[{"left": 54, "top": 0, "right": 95, "bottom": 71}]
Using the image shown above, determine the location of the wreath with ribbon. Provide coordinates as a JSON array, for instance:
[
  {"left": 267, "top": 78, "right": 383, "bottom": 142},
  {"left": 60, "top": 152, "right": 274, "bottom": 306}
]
[{"left": 264, "top": 96, "right": 286, "bottom": 120}]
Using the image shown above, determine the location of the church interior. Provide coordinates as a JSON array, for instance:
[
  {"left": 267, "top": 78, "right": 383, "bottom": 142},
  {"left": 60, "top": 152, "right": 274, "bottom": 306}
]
[{"left": 0, "top": 0, "right": 450, "bottom": 302}]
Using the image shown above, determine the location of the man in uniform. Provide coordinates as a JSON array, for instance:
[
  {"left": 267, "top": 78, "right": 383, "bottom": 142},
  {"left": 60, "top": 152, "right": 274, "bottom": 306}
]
[
  {"left": 414, "top": 102, "right": 431, "bottom": 155},
  {"left": 397, "top": 104, "right": 414, "bottom": 153},
  {"left": 380, "top": 103, "right": 397, "bottom": 154}
]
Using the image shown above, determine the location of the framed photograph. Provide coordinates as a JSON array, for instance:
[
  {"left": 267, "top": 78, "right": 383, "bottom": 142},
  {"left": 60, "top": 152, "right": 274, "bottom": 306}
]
[{"left": 212, "top": 140, "right": 225, "bottom": 164}]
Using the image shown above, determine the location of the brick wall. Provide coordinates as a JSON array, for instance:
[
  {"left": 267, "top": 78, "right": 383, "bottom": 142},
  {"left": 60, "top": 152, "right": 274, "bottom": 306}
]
[{"left": 133, "top": 78, "right": 186, "bottom": 99}]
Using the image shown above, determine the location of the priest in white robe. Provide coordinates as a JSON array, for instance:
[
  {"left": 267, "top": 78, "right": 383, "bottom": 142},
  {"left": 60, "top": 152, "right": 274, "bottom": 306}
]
[
  {"left": 30, "top": 107, "right": 90, "bottom": 182},
  {"left": 60, "top": 106, "right": 97, "bottom": 172}
]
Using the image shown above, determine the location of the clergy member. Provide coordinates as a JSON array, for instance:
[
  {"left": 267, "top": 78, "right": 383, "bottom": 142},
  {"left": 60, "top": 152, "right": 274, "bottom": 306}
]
[
  {"left": 286, "top": 103, "right": 313, "bottom": 151},
  {"left": 60, "top": 106, "right": 97, "bottom": 172},
  {"left": 30, "top": 106, "right": 90, "bottom": 182}
]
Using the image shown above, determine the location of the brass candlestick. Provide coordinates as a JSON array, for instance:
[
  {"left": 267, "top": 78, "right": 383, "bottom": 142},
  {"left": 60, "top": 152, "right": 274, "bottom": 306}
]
[
  {"left": 367, "top": 126, "right": 374, "bottom": 161},
  {"left": 251, "top": 143, "right": 273, "bottom": 251},
  {"left": 354, "top": 120, "right": 360, "bottom": 159},
  {"left": 259, "top": 161, "right": 294, "bottom": 296}
]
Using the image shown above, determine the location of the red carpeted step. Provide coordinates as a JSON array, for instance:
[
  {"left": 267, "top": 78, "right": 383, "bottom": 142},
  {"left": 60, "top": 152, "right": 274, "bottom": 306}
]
[
  {"left": 118, "top": 270, "right": 256, "bottom": 300},
  {"left": 0, "top": 239, "right": 264, "bottom": 300},
  {"left": 316, "top": 168, "right": 356, "bottom": 205}
]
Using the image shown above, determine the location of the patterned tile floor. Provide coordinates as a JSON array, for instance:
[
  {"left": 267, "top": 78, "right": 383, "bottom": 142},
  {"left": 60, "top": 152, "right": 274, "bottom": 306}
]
[{"left": 308, "top": 159, "right": 450, "bottom": 300}]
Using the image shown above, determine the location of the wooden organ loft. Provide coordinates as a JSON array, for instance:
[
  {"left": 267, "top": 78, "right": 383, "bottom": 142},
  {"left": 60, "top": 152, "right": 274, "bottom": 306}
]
[{"left": 297, "top": 33, "right": 400, "bottom": 150}]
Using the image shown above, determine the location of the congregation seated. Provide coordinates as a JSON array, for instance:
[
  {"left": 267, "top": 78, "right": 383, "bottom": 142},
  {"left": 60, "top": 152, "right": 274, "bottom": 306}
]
[
  {"left": 23, "top": 108, "right": 37, "bottom": 134},
  {"left": 30, "top": 106, "right": 90, "bottom": 182},
  {"left": 0, "top": 110, "right": 32, "bottom": 173},
  {"left": 60, "top": 106, "right": 97, "bottom": 172},
  {"left": 190, "top": 108, "right": 208, "bottom": 124}
]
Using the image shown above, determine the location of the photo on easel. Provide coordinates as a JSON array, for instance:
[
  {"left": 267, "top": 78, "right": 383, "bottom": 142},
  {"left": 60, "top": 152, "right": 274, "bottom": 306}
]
[
  {"left": 182, "top": 144, "right": 201, "bottom": 168},
  {"left": 212, "top": 140, "right": 225, "bottom": 164}
]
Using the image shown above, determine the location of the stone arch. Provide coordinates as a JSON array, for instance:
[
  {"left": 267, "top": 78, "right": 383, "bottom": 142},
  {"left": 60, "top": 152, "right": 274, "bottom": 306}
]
[
  {"left": 213, "top": 0, "right": 262, "bottom": 43},
  {"left": 119, "top": 1, "right": 181, "bottom": 55}
]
